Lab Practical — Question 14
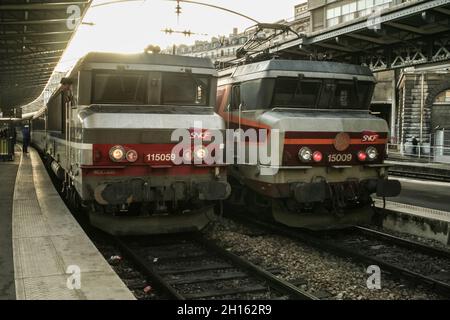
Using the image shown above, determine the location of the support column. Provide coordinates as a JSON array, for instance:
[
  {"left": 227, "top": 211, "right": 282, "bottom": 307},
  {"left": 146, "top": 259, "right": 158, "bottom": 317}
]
[
  {"left": 419, "top": 72, "right": 425, "bottom": 157},
  {"left": 391, "top": 70, "right": 397, "bottom": 141}
]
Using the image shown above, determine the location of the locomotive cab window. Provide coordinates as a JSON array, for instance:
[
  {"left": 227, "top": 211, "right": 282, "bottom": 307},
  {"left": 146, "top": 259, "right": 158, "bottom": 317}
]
[
  {"left": 329, "top": 80, "right": 372, "bottom": 109},
  {"left": 240, "top": 79, "right": 274, "bottom": 110},
  {"left": 272, "top": 77, "right": 322, "bottom": 108},
  {"left": 230, "top": 85, "right": 241, "bottom": 110},
  {"left": 161, "top": 73, "right": 210, "bottom": 106},
  {"left": 330, "top": 80, "right": 357, "bottom": 109},
  {"left": 92, "top": 71, "right": 147, "bottom": 104},
  {"left": 271, "top": 77, "right": 373, "bottom": 110}
]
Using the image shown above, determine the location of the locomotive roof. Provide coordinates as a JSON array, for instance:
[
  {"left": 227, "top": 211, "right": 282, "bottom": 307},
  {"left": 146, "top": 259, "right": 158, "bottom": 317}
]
[
  {"left": 68, "top": 52, "right": 215, "bottom": 76},
  {"left": 219, "top": 59, "right": 375, "bottom": 83}
]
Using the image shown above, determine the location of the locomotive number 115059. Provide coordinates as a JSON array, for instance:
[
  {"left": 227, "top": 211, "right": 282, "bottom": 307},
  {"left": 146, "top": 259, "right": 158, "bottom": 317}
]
[{"left": 145, "top": 153, "right": 176, "bottom": 162}]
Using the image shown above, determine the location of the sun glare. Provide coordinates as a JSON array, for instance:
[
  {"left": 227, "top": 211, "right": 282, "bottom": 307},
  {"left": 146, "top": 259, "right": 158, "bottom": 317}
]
[
  {"left": 56, "top": 0, "right": 301, "bottom": 72},
  {"left": 57, "top": 0, "right": 256, "bottom": 72}
]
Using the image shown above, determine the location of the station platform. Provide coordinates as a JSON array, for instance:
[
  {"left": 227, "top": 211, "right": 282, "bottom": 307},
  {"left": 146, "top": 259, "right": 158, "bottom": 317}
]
[
  {"left": 386, "top": 158, "right": 450, "bottom": 182},
  {"left": 0, "top": 147, "right": 135, "bottom": 300},
  {"left": 374, "top": 198, "right": 450, "bottom": 245}
]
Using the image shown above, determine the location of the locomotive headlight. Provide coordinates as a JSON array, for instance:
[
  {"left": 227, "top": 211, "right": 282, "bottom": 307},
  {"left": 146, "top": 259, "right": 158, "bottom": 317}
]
[
  {"left": 183, "top": 150, "right": 192, "bottom": 162},
  {"left": 298, "top": 147, "right": 312, "bottom": 162},
  {"left": 109, "top": 145, "right": 125, "bottom": 162},
  {"left": 194, "top": 146, "right": 208, "bottom": 160},
  {"left": 126, "top": 150, "right": 138, "bottom": 163},
  {"left": 366, "top": 146, "right": 378, "bottom": 160}
]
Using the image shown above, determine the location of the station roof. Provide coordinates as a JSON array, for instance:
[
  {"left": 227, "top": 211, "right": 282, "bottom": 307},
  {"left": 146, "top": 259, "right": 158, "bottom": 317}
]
[
  {"left": 271, "top": 0, "right": 450, "bottom": 71},
  {"left": 0, "top": 1, "right": 91, "bottom": 111}
]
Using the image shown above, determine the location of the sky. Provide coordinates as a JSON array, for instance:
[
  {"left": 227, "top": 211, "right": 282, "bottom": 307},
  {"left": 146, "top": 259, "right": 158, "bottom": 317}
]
[{"left": 56, "top": 0, "right": 305, "bottom": 71}]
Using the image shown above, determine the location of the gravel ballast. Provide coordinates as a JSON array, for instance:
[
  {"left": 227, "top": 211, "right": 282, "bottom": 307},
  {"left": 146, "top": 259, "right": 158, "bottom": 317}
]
[{"left": 205, "top": 217, "right": 444, "bottom": 300}]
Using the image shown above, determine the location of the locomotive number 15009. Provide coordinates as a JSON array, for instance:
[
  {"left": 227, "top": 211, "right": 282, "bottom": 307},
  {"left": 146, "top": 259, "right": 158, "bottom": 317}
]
[{"left": 328, "top": 153, "right": 352, "bottom": 162}]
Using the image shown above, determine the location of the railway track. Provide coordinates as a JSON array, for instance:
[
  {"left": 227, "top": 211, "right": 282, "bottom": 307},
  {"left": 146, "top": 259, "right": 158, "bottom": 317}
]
[
  {"left": 230, "top": 214, "right": 450, "bottom": 297},
  {"left": 388, "top": 169, "right": 450, "bottom": 183},
  {"left": 114, "top": 233, "right": 319, "bottom": 300}
]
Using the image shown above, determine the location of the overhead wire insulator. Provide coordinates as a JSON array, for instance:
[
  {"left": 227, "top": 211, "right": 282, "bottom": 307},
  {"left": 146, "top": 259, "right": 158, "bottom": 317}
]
[
  {"left": 175, "top": 0, "right": 182, "bottom": 22},
  {"left": 182, "top": 30, "right": 192, "bottom": 37}
]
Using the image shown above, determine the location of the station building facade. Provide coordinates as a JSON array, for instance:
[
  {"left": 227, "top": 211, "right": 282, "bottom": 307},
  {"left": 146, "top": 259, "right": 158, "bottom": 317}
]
[{"left": 396, "top": 69, "right": 450, "bottom": 159}]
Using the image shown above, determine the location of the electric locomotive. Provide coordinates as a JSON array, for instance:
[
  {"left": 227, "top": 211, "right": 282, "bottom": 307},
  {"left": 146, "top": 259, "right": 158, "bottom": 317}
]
[
  {"left": 31, "top": 51, "right": 230, "bottom": 235},
  {"left": 217, "top": 59, "right": 401, "bottom": 229}
]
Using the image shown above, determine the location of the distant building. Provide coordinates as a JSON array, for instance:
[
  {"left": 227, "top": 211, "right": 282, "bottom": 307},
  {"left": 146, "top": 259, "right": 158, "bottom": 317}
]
[
  {"left": 292, "top": 2, "right": 311, "bottom": 33},
  {"left": 164, "top": 28, "right": 253, "bottom": 63},
  {"left": 166, "top": 2, "right": 311, "bottom": 63},
  {"left": 295, "top": 2, "right": 309, "bottom": 19}
]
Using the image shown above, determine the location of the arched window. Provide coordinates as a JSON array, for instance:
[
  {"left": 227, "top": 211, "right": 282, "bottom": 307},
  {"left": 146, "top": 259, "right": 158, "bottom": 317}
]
[{"left": 435, "top": 89, "right": 450, "bottom": 103}]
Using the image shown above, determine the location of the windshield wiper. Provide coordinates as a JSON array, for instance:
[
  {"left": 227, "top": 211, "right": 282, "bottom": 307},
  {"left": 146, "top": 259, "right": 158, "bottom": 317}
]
[{"left": 353, "top": 77, "right": 360, "bottom": 108}]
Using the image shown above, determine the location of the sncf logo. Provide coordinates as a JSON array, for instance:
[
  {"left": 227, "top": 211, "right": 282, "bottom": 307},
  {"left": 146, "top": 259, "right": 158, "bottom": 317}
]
[
  {"left": 189, "top": 131, "right": 212, "bottom": 140},
  {"left": 362, "top": 131, "right": 379, "bottom": 142}
]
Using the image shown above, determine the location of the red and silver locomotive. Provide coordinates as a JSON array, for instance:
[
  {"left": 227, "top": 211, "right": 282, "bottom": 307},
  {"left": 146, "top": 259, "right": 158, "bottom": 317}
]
[
  {"left": 31, "top": 52, "right": 230, "bottom": 234},
  {"left": 217, "top": 59, "right": 401, "bottom": 229}
]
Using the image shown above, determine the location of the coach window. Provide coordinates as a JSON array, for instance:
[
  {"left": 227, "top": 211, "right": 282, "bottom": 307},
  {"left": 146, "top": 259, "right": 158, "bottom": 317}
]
[
  {"left": 32, "top": 113, "right": 45, "bottom": 131},
  {"left": 47, "top": 92, "right": 63, "bottom": 133}
]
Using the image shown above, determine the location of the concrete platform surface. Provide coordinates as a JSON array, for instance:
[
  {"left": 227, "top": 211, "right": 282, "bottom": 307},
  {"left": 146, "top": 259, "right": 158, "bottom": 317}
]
[
  {"left": 385, "top": 177, "right": 450, "bottom": 212},
  {"left": 12, "top": 148, "right": 135, "bottom": 300},
  {"left": 374, "top": 199, "right": 450, "bottom": 245},
  {"left": 0, "top": 149, "right": 20, "bottom": 299}
]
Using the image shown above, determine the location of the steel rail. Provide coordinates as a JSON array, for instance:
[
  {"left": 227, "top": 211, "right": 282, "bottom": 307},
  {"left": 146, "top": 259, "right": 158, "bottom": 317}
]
[
  {"left": 114, "top": 237, "right": 185, "bottom": 300},
  {"left": 114, "top": 233, "right": 318, "bottom": 300},
  {"left": 194, "top": 234, "right": 318, "bottom": 300},
  {"left": 353, "top": 226, "right": 450, "bottom": 260}
]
